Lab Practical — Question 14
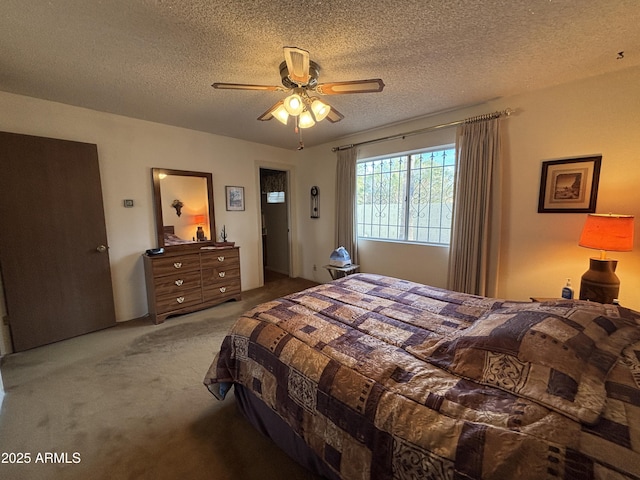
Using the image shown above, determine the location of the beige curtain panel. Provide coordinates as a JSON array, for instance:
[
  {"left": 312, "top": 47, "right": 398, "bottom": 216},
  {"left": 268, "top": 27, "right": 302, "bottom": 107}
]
[
  {"left": 447, "top": 117, "right": 503, "bottom": 296},
  {"left": 335, "top": 147, "right": 358, "bottom": 264}
]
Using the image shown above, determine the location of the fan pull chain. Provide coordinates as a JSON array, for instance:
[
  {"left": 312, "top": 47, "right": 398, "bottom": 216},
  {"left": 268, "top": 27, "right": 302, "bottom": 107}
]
[{"left": 297, "top": 117, "right": 304, "bottom": 150}]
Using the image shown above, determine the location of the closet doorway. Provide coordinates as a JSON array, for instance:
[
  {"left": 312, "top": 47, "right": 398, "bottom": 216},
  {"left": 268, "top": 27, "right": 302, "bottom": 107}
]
[{"left": 260, "top": 168, "right": 290, "bottom": 282}]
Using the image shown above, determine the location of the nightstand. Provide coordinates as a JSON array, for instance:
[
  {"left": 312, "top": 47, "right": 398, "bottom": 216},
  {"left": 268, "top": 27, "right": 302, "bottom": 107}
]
[
  {"left": 323, "top": 264, "right": 360, "bottom": 280},
  {"left": 530, "top": 297, "right": 561, "bottom": 302}
]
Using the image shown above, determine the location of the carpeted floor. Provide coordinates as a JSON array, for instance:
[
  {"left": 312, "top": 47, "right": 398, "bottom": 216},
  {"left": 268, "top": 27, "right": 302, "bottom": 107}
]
[{"left": 0, "top": 276, "right": 324, "bottom": 480}]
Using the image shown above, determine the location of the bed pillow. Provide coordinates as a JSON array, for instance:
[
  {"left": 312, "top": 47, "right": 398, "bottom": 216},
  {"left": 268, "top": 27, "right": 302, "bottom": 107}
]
[{"left": 427, "top": 301, "right": 640, "bottom": 424}]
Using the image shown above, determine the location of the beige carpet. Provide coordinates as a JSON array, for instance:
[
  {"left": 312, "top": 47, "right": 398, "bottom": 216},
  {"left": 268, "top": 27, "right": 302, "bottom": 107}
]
[{"left": 0, "top": 277, "right": 324, "bottom": 480}]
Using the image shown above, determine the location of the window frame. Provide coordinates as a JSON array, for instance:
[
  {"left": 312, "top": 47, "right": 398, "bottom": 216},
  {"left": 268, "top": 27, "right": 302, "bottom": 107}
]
[{"left": 356, "top": 144, "right": 456, "bottom": 246}]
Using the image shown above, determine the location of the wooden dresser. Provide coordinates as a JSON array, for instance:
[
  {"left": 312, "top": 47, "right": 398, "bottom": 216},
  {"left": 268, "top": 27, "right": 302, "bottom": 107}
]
[{"left": 143, "top": 246, "right": 241, "bottom": 324}]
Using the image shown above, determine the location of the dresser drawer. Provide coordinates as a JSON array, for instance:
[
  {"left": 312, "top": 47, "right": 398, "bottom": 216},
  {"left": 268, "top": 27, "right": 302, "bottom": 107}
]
[
  {"left": 153, "top": 270, "right": 202, "bottom": 297},
  {"left": 201, "top": 265, "right": 240, "bottom": 287},
  {"left": 202, "top": 280, "right": 241, "bottom": 302},
  {"left": 155, "top": 287, "right": 202, "bottom": 313},
  {"left": 149, "top": 255, "right": 201, "bottom": 277},
  {"left": 201, "top": 249, "right": 239, "bottom": 268}
]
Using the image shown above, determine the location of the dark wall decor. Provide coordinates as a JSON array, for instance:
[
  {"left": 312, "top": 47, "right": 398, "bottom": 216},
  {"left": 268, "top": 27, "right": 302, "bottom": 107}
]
[
  {"left": 310, "top": 185, "right": 319, "bottom": 218},
  {"left": 538, "top": 156, "right": 601, "bottom": 213}
]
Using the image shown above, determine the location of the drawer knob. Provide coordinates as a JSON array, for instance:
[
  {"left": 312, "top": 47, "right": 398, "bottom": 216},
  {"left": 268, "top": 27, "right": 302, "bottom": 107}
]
[
  {"left": 175, "top": 279, "right": 184, "bottom": 286},
  {"left": 176, "top": 296, "right": 185, "bottom": 304},
  {"left": 217, "top": 256, "right": 225, "bottom": 262},
  {"left": 173, "top": 262, "right": 183, "bottom": 269},
  {"left": 219, "top": 287, "right": 226, "bottom": 293},
  {"left": 218, "top": 271, "right": 226, "bottom": 278}
]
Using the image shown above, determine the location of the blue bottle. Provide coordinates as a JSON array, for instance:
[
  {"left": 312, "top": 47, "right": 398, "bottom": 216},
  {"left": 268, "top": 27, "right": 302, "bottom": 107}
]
[{"left": 561, "top": 278, "right": 574, "bottom": 299}]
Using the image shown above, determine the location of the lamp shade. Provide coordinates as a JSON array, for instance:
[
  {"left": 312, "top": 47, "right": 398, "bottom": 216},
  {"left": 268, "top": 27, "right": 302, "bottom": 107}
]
[
  {"left": 194, "top": 214, "right": 206, "bottom": 225},
  {"left": 298, "top": 110, "right": 316, "bottom": 128},
  {"left": 310, "top": 98, "right": 330, "bottom": 122},
  {"left": 283, "top": 93, "right": 304, "bottom": 116},
  {"left": 578, "top": 214, "right": 634, "bottom": 252},
  {"left": 272, "top": 104, "right": 290, "bottom": 125}
]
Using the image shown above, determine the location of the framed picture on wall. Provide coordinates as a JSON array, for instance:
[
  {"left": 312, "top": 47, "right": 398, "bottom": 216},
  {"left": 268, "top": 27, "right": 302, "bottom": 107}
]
[
  {"left": 225, "top": 186, "right": 245, "bottom": 211},
  {"left": 537, "top": 156, "right": 601, "bottom": 213}
]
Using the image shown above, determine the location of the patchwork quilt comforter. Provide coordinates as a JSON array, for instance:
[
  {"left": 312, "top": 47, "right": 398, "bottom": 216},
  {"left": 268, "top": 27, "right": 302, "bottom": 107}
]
[{"left": 204, "top": 273, "right": 640, "bottom": 479}]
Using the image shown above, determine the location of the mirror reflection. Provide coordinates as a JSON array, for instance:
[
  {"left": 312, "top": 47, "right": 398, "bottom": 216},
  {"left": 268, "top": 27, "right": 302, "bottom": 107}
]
[{"left": 152, "top": 168, "right": 216, "bottom": 250}]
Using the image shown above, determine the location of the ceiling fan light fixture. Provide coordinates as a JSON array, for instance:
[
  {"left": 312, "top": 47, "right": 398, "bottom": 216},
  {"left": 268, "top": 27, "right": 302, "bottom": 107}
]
[
  {"left": 298, "top": 110, "right": 316, "bottom": 129},
  {"left": 212, "top": 47, "right": 384, "bottom": 142},
  {"left": 310, "top": 98, "right": 330, "bottom": 122},
  {"left": 283, "top": 93, "right": 304, "bottom": 116},
  {"left": 272, "top": 104, "right": 290, "bottom": 125}
]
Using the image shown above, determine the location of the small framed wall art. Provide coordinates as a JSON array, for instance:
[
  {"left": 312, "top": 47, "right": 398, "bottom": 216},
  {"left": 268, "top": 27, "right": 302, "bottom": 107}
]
[
  {"left": 537, "top": 155, "right": 601, "bottom": 213},
  {"left": 225, "top": 186, "right": 245, "bottom": 211}
]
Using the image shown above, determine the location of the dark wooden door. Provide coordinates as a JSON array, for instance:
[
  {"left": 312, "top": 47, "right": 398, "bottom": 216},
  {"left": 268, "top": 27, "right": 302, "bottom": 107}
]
[{"left": 0, "top": 131, "right": 116, "bottom": 351}]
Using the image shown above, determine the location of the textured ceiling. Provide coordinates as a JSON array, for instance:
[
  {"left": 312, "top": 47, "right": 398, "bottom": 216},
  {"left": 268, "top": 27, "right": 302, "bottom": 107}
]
[{"left": 1, "top": 0, "right": 638, "bottom": 150}]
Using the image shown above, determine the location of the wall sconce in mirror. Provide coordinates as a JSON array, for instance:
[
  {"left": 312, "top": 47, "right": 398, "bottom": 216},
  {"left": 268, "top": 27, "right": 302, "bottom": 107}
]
[{"left": 171, "top": 199, "right": 184, "bottom": 217}]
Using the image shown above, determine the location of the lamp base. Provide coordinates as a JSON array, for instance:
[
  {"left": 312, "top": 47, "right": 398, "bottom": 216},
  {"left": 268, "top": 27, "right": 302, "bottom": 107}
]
[{"left": 579, "top": 258, "right": 619, "bottom": 304}]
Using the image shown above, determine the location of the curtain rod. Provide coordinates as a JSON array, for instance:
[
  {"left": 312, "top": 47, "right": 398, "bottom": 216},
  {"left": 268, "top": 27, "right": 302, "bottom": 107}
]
[{"left": 331, "top": 108, "right": 515, "bottom": 152}]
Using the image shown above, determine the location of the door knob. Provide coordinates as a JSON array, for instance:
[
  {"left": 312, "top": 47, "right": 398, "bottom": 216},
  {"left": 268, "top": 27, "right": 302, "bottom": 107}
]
[{"left": 96, "top": 245, "right": 108, "bottom": 253}]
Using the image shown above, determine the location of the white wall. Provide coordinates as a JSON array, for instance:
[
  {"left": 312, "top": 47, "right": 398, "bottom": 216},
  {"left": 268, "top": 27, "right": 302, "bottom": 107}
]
[
  {"left": 498, "top": 65, "right": 640, "bottom": 308},
  {"left": 0, "top": 92, "right": 297, "bottom": 333},
  {"left": 297, "top": 66, "right": 640, "bottom": 310}
]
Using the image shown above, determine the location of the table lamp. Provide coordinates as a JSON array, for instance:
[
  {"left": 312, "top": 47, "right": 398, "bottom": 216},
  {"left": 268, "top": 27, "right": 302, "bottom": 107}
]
[
  {"left": 194, "top": 214, "right": 206, "bottom": 241},
  {"left": 578, "top": 213, "right": 634, "bottom": 303}
]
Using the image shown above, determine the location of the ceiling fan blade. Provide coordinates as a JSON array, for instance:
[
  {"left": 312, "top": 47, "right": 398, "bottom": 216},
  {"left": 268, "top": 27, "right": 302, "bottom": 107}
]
[
  {"left": 326, "top": 106, "right": 344, "bottom": 123},
  {"left": 315, "top": 79, "right": 385, "bottom": 95},
  {"left": 283, "top": 47, "right": 311, "bottom": 85},
  {"left": 257, "top": 101, "right": 284, "bottom": 121},
  {"left": 212, "top": 82, "right": 285, "bottom": 92}
]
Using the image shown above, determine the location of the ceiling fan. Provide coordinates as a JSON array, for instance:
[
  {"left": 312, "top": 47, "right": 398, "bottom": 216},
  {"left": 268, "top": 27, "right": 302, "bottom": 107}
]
[{"left": 212, "top": 47, "right": 385, "bottom": 135}]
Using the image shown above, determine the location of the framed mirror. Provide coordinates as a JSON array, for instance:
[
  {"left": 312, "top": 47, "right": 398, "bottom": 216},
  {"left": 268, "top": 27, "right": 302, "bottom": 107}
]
[{"left": 151, "top": 168, "right": 216, "bottom": 251}]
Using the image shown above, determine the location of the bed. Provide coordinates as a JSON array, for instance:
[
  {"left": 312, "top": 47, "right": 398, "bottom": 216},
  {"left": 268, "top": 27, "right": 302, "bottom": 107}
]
[
  {"left": 204, "top": 273, "right": 640, "bottom": 479},
  {"left": 163, "top": 225, "right": 192, "bottom": 245}
]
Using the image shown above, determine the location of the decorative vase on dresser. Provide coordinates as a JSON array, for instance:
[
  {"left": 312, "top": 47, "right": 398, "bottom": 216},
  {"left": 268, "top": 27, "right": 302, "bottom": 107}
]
[{"left": 143, "top": 246, "right": 241, "bottom": 324}]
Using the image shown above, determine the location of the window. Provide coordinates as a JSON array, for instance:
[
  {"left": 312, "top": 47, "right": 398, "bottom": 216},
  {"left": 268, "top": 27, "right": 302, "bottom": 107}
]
[
  {"left": 267, "top": 191, "right": 285, "bottom": 203},
  {"left": 356, "top": 146, "right": 455, "bottom": 245}
]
